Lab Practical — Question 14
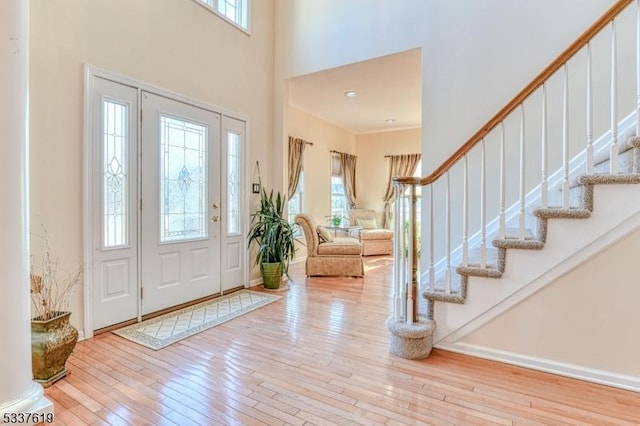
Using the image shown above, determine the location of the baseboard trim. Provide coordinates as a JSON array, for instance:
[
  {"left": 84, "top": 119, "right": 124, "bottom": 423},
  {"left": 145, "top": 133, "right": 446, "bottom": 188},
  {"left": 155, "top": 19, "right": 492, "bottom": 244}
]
[
  {"left": 436, "top": 341, "right": 640, "bottom": 393},
  {"left": 248, "top": 277, "right": 263, "bottom": 288}
]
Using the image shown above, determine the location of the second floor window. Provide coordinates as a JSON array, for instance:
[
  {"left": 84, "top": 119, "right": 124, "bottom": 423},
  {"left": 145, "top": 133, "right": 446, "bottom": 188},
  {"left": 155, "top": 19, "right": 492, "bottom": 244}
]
[{"left": 196, "top": 0, "right": 249, "bottom": 31}]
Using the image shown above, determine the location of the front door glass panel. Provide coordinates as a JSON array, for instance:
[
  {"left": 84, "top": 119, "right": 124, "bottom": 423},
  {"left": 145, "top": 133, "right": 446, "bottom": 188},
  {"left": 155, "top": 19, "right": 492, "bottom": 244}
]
[{"left": 159, "top": 115, "right": 208, "bottom": 243}]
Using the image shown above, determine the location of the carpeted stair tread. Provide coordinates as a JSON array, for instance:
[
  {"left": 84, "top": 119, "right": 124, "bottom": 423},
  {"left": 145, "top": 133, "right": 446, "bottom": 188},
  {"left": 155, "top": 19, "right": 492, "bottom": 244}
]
[
  {"left": 533, "top": 207, "right": 591, "bottom": 219},
  {"left": 456, "top": 246, "right": 503, "bottom": 278},
  {"left": 492, "top": 227, "right": 544, "bottom": 250},
  {"left": 499, "top": 227, "right": 537, "bottom": 240},
  {"left": 577, "top": 173, "right": 640, "bottom": 185},
  {"left": 423, "top": 274, "right": 466, "bottom": 304}
]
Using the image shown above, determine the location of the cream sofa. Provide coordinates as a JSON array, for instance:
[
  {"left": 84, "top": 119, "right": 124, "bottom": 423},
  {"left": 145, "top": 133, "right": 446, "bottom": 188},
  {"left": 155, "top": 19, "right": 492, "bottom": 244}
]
[
  {"left": 348, "top": 209, "right": 394, "bottom": 256},
  {"left": 295, "top": 214, "right": 364, "bottom": 277}
]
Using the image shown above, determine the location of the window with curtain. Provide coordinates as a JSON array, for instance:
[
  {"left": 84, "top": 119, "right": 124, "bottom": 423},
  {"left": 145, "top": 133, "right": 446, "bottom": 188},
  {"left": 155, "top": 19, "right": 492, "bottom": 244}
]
[{"left": 330, "top": 153, "right": 348, "bottom": 220}]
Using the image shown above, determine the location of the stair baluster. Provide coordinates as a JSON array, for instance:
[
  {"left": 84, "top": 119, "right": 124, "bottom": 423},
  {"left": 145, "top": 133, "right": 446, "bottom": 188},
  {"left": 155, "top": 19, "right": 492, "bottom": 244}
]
[
  {"left": 480, "top": 139, "right": 487, "bottom": 267},
  {"left": 586, "top": 43, "right": 594, "bottom": 174},
  {"left": 428, "top": 184, "right": 435, "bottom": 291},
  {"left": 519, "top": 105, "right": 526, "bottom": 239},
  {"left": 445, "top": 171, "right": 452, "bottom": 291},
  {"left": 611, "top": 20, "right": 619, "bottom": 174},
  {"left": 462, "top": 155, "right": 469, "bottom": 267},
  {"left": 562, "top": 64, "right": 571, "bottom": 208},
  {"left": 392, "top": 182, "right": 402, "bottom": 322},
  {"left": 499, "top": 123, "right": 506, "bottom": 236},
  {"left": 541, "top": 85, "right": 549, "bottom": 207}
]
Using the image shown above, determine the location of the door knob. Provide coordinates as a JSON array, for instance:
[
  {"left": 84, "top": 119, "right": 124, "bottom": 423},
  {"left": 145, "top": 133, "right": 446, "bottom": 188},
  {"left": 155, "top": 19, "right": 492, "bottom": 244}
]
[
  {"left": 212, "top": 203, "right": 219, "bottom": 209},
  {"left": 211, "top": 215, "right": 220, "bottom": 222}
]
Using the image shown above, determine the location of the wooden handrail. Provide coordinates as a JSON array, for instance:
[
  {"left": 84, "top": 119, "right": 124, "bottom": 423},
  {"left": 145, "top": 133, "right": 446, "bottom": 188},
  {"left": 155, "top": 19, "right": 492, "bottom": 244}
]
[{"left": 395, "top": 0, "right": 633, "bottom": 186}]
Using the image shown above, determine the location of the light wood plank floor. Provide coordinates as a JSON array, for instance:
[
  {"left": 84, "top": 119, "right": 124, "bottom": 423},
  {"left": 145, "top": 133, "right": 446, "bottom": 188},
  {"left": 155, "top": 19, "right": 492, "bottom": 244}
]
[{"left": 46, "top": 256, "right": 640, "bottom": 425}]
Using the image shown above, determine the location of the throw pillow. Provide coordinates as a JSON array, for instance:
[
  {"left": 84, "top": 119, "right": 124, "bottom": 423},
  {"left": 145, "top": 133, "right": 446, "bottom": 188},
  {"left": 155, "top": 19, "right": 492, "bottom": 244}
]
[
  {"left": 357, "top": 217, "right": 377, "bottom": 229},
  {"left": 317, "top": 225, "right": 333, "bottom": 243}
]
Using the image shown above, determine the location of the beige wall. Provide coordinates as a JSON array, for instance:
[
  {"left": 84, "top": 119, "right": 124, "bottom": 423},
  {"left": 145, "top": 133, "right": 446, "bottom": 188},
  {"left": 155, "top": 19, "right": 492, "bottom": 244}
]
[
  {"left": 462, "top": 227, "right": 640, "bottom": 377},
  {"left": 355, "top": 128, "right": 421, "bottom": 225},
  {"left": 288, "top": 106, "right": 356, "bottom": 225},
  {"left": 30, "top": 0, "right": 274, "bottom": 331}
]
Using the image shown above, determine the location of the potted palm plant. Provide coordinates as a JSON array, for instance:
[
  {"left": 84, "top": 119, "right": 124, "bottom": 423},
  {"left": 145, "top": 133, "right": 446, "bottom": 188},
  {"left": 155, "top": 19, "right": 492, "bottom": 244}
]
[{"left": 247, "top": 186, "right": 297, "bottom": 290}]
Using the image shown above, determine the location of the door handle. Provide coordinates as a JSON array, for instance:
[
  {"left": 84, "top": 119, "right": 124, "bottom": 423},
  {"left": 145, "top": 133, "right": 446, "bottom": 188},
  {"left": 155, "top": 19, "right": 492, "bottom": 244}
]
[
  {"left": 212, "top": 203, "right": 219, "bottom": 209},
  {"left": 211, "top": 215, "right": 220, "bottom": 222}
]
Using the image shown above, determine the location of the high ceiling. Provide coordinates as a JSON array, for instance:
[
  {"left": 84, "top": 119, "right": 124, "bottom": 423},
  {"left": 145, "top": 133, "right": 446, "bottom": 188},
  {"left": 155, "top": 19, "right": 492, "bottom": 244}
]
[{"left": 288, "top": 49, "right": 422, "bottom": 135}]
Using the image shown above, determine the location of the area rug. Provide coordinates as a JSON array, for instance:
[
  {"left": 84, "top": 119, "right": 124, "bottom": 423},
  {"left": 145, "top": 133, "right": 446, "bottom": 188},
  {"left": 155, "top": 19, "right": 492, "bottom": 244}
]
[{"left": 112, "top": 289, "right": 281, "bottom": 350}]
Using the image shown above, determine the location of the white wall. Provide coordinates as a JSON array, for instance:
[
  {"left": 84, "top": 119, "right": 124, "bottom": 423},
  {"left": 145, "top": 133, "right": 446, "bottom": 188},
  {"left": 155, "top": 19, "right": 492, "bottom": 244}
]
[
  {"left": 275, "top": 0, "right": 429, "bottom": 80},
  {"left": 355, "top": 129, "right": 421, "bottom": 225},
  {"left": 462, "top": 226, "right": 640, "bottom": 378},
  {"left": 422, "top": 0, "right": 618, "bottom": 173},
  {"left": 30, "top": 0, "right": 275, "bottom": 331}
]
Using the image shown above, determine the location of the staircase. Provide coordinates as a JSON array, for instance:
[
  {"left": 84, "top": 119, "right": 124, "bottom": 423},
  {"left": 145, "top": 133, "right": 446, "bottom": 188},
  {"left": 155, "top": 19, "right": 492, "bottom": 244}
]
[{"left": 388, "top": 0, "right": 640, "bottom": 389}]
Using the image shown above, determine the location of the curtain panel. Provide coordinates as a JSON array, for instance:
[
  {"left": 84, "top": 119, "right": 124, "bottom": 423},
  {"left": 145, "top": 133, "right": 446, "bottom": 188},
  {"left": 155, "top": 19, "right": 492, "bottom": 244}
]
[
  {"left": 288, "top": 137, "right": 309, "bottom": 199},
  {"left": 382, "top": 153, "right": 422, "bottom": 229},
  {"left": 339, "top": 152, "right": 358, "bottom": 209}
]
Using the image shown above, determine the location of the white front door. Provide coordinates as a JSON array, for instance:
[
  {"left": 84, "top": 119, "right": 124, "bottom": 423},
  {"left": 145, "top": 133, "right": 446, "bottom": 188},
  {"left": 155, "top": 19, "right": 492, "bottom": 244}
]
[
  {"left": 140, "top": 92, "right": 222, "bottom": 315},
  {"left": 89, "top": 73, "right": 248, "bottom": 332}
]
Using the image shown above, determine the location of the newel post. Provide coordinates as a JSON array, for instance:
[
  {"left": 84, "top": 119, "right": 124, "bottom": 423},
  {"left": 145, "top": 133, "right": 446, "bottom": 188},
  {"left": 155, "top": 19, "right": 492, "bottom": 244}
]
[{"left": 386, "top": 178, "right": 435, "bottom": 360}]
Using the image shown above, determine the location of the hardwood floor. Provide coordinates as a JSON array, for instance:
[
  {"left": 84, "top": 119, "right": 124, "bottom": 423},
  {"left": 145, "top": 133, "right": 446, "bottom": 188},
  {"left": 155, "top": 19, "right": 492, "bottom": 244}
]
[{"left": 46, "top": 256, "right": 640, "bottom": 425}]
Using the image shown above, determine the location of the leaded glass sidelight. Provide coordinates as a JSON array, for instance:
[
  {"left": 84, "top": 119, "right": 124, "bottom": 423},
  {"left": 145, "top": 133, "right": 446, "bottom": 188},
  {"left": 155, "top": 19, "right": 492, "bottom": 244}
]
[
  {"left": 103, "top": 100, "right": 129, "bottom": 248},
  {"left": 160, "top": 115, "right": 208, "bottom": 243},
  {"left": 227, "top": 131, "right": 241, "bottom": 235}
]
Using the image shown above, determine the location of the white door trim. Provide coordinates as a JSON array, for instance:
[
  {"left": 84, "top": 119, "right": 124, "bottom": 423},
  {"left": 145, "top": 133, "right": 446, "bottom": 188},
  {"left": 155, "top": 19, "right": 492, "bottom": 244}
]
[{"left": 83, "top": 64, "right": 250, "bottom": 338}]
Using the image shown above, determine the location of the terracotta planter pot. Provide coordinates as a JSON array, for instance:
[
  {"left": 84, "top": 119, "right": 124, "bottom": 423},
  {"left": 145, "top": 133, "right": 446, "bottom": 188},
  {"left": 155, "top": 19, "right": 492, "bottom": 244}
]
[{"left": 31, "top": 311, "right": 78, "bottom": 387}]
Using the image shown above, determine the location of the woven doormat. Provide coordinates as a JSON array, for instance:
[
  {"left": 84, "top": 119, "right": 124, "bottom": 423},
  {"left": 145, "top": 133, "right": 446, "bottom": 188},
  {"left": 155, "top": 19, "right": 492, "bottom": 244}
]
[{"left": 113, "top": 289, "right": 280, "bottom": 350}]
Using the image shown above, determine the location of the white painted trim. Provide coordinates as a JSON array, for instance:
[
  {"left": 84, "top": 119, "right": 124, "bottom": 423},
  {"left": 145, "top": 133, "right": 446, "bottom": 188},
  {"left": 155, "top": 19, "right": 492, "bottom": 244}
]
[
  {"left": 243, "top": 117, "right": 252, "bottom": 289},
  {"left": 440, "top": 210, "right": 640, "bottom": 343},
  {"left": 85, "top": 65, "right": 250, "bottom": 123},
  {"left": 436, "top": 341, "right": 640, "bottom": 393},
  {"left": 249, "top": 277, "right": 263, "bottom": 288},
  {"left": 82, "top": 65, "right": 95, "bottom": 339},
  {"left": 83, "top": 64, "right": 250, "bottom": 335}
]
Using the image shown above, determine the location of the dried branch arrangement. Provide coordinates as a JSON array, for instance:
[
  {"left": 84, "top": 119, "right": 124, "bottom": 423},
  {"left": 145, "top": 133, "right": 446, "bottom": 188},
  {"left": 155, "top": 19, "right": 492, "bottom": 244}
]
[{"left": 30, "top": 230, "right": 83, "bottom": 321}]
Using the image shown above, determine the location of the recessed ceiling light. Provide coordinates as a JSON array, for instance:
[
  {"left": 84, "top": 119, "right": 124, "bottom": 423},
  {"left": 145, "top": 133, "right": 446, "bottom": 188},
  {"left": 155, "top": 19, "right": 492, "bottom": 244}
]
[
  {"left": 344, "top": 90, "right": 358, "bottom": 98},
  {"left": 385, "top": 118, "right": 396, "bottom": 123}
]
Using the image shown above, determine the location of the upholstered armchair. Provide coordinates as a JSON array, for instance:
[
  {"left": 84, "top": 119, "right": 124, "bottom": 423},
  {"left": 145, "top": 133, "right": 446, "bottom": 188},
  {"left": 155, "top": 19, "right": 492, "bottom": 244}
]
[
  {"left": 348, "top": 209, "right": 394, "bottom": 256},
  {"left": 295, "top": 214, "right": 364, "bottom": 277}
]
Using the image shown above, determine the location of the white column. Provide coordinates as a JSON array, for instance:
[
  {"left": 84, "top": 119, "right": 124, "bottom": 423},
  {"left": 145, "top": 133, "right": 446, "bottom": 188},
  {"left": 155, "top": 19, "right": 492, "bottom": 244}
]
[{"left": 0, "top": 0, "right": 53, "bottom": 420}]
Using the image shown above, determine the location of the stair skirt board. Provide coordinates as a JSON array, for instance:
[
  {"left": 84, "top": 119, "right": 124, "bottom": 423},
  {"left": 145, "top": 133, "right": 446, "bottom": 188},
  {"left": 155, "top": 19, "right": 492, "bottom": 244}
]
[
  {"left": 435, "top": 208, "right": 640, "bottom": 344},
  {"left": 436, "top": 341, "right": 640, "bottom": 393},
  {"left": 430, "top": 184, "right": 640, "bottom": 344}
]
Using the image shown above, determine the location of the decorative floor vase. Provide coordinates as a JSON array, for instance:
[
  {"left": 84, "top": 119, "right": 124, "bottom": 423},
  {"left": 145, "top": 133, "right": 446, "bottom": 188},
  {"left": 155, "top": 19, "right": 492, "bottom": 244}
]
[
  {"left": 261, "top": 263, "right": 283, "bottom": 289},
  {"left": 31, "top": 311, "right": 78, "bottom": 387}
]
